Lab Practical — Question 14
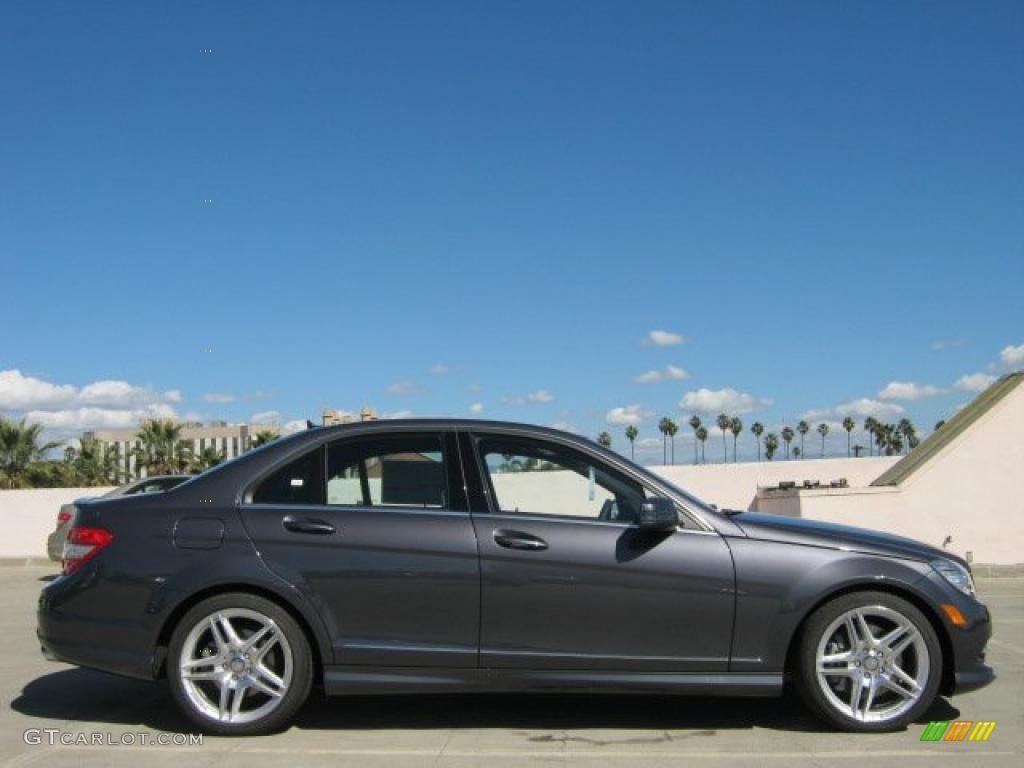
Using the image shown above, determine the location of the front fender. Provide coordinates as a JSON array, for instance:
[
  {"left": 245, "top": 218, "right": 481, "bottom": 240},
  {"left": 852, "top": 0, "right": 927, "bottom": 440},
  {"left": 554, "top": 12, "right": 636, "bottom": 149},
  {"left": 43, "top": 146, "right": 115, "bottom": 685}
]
[{"left": 726, "top": 536, "right": 933, "bottom": 673}]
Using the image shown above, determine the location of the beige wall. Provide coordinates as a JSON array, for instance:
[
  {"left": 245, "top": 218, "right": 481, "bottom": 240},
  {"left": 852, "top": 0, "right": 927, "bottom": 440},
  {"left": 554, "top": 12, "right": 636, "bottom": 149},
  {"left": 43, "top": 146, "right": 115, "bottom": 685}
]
[
  {"left": 757, "top": 383, "right": 1024, "bottom": 565},
  {"left": 651, "top": 456, "right": 899, "bottom": 511},
  {"left": 0, "top": 487, "right": 115, "bottom": 560}
]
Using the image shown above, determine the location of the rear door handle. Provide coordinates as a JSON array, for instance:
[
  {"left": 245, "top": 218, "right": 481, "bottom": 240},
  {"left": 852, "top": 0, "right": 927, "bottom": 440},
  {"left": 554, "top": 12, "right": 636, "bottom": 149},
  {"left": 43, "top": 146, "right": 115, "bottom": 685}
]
[
  {"left": 282, "top": 516, "right": 336, "bottom": 535},
  {"left": 493, "top": 529, "right": 548, "bottom": 551}
]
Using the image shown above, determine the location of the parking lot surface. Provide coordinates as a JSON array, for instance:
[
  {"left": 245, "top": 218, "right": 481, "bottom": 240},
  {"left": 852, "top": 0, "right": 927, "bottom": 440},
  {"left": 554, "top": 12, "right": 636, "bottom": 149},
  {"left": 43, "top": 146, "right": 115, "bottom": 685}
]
[{"left": 2, "top": 566, "right": 1021, "bottom": 767}]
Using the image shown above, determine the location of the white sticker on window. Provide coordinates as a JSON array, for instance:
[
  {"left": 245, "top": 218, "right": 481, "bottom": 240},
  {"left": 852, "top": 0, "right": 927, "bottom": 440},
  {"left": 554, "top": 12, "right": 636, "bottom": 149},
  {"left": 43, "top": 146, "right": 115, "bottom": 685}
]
[
  {"left": 588, "top": 466, "right": 595, "bottom": 501},
  {"left": 290, "top": 478, "right": 304, "bottom": 487}
]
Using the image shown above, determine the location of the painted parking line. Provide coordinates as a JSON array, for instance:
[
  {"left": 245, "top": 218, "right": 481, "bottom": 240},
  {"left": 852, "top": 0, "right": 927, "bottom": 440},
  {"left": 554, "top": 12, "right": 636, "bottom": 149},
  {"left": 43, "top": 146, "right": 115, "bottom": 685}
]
[{"left": 11, "top": 747, "right": 1018, "bottom": 761}]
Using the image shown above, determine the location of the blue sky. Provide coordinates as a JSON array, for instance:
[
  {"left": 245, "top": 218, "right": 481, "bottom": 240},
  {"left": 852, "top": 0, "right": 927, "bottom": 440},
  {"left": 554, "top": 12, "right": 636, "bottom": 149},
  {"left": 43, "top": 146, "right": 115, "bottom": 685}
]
[{"left": 2, "top": 0, "right": 1022, "bottom": 463}]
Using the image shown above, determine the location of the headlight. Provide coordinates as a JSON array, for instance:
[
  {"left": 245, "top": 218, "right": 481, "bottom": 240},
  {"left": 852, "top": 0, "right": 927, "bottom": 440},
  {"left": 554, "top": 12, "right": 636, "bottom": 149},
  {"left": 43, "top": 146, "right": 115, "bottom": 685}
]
[{"left": 931, "top": 558, "right": 976, "bottom": 596}]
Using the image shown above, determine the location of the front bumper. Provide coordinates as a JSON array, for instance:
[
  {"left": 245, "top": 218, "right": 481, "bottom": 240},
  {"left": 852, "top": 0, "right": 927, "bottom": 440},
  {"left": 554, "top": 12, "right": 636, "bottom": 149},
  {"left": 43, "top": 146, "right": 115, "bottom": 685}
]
[{"left": 920, "top": 570, "right": 995, "bottom": 696}]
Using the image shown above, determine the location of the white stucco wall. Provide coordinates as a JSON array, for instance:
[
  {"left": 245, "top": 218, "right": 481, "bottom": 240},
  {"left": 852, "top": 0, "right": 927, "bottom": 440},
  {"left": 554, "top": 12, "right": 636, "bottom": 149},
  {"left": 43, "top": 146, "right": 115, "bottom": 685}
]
[
  {"left": 0, "top": 487, "right": 115, "bottom": 561},
  {"left": 758, "top": 382, "right": 1024, "bottom": 565},
  {"left": 651, "top": 456, "right": 899, "bottom": 511}
]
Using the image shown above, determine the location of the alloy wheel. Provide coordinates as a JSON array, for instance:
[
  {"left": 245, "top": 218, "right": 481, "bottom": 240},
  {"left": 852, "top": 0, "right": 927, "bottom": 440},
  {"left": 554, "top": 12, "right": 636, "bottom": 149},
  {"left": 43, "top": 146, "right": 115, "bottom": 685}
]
[
  {"left": 815, "top": 604, "right": 930, "bottom": 723},
  {"left": 177, "top": 608, "right": 294, "bottom": 724}
]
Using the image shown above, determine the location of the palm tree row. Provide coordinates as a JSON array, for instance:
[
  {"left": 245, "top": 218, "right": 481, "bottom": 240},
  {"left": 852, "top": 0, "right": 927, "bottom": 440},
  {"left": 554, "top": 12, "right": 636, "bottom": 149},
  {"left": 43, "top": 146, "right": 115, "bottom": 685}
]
[
  {"left": 0, "top": 416, "right": 281, "bottom": 489},
  {"left": 621, "top": 412, "right": 923, "bottom": 464}
]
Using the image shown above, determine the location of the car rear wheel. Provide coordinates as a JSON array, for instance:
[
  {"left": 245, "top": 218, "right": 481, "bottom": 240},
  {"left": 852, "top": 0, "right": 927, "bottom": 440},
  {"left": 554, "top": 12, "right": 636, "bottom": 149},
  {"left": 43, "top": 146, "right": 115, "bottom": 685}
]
[
  {"left": 795, "top": 591, "right": 943, "bottom": 732},
  {"left": 168, "top": 593, "right": 312, "bottom": 735}
]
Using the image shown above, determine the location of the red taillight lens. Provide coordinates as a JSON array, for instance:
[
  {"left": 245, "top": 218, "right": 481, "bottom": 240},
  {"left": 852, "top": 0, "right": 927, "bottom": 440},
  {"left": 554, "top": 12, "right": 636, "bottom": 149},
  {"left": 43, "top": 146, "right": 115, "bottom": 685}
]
[
  {"left": 62, "top": 527, "right": 113, "bottom": 575},
  {"left": 56, "top": 511, "right": 72, "bottom": 528}
]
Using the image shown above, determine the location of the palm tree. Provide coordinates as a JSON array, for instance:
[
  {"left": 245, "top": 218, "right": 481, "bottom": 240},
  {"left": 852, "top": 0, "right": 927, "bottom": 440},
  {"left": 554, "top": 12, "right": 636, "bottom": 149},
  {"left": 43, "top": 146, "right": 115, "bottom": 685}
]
[
  {"left": 729, "top": 417, "right": 743, "bottom": 462},
  {"left": 750, "top": 421, "right": 765, "bottom": 461},
  {"left": 797, "top": 420, "right": 810, "bottom": 459},
  {"left": 817, "top": 422, "right": 830, "bottom": 457},
  {"left": 666, "top": 419, "right": 679, "bottom": 464},
  {"left": 864, "top": 417, "right": 879, "bottom": 457},
  {"left": 597, "top": 431, "right": 612, "bottom": 449},
  {"left": 134, "top": 419, "right": 192, "bottom": 476},
  {"left": 0, "top": 417, "right": 62, "bottom": 488},
  {"left": 195, "top": 445, "right": 226, "bottom": 472},
  {"left": 716, "top": 413, "right": 731, "bottom": 463},
  {"left": 657, "top": 417, "right": 671, "bottom": 464},
  {"left": 251, "top": 430, "right": 278, "bottom": 449},
  {"left": 764, "top": 432, "right": 779, "bottom": 461},
  {"left": 873, "top": 423, "right": 904, "bottom": 456},
  {"left": 897, "top": 419, "right": 916, "bottom": 455},
  {"left": 695, "top": 426, "right": 708, "bottom": 463},
  {"left": 688, "top": 415, "right": 701, "bottom": 465},
  {"left": 781, "top": 426, "right": 795, "bottom": 460},
  {"left": 842, "top": 416, "right": 856, "bottom": 457},
  {"left": 624, "top": 425, "right": 638, "bottom": 459},
  {"left": 934, "top": 419, "right": 945, "bottom": 431},
  {"left": 74, "top": 437, "right": 121, "bottom": 486}
]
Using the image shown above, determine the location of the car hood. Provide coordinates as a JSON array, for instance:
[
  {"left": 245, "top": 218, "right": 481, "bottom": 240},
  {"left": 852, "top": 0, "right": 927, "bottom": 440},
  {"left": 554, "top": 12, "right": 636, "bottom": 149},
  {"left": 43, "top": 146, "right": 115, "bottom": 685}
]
[{"left": 733, "top": 513, "right": 964, "bottom": 566}]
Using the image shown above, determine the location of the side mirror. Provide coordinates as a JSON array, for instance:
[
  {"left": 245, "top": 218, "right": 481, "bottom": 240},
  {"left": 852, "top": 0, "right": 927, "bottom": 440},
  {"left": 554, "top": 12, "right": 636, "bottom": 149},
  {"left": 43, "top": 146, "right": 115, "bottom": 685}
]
[{"left": 637, "top": 497, "right": 678, "bottom": 532}]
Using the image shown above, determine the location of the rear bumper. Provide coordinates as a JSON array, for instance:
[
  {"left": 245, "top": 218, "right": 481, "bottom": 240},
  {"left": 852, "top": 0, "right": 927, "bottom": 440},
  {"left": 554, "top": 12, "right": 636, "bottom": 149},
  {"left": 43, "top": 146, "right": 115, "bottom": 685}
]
[{"left": 37, "top": 573, "right": 158, "bottom": 681}]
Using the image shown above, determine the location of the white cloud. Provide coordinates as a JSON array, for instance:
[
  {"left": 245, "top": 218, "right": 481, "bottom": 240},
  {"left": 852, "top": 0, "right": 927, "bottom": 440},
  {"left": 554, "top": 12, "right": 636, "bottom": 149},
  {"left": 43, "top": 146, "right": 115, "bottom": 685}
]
[
  {"left": 25, "top": 403, "right": 177, "bottom": 430},
  {"left": 878, "top": 381, "right": 945, "bottom": 401},
  {"left": 931, "top": 338, "right": 966, "bottom": 351},
  {"left": 679, "top": 388, "right": 771, "bottom": 415},
  {"left": 0, "top": 369, "right": 77, "bottom": 409},
  {"left": 250, "top": 410, "right": 281, "bottom": 425},
  {"left": 203, "top": 392, "right": 235, "bottom": 403},
  {"left": 387, "top": 381, "right": 422, "bottom": 396},
  {"left": 381, "top": 409, "right": 413, "bottom": 419},
  {"left": 665, "top": 365, "right": 689, "bottom": 380},
  {"left": 633, "top": 370, "right": 662, "bottom": 384},
  {"left": 0, "top": 369, "right": 183, "bottom": 413},
  {"left": 469, "top": 402, "right": 484, "bottom": 415},
  {"left": 955, "top": 372, "right": 997, "bottom": 393},
  {"left": 633, "top": 365, "right": 690, "bottom": 384},
  {"left": 835, "top": 398, "right": 905, "bottom": 419},
  {"left": 605, "top": 404, "right": 653, "bottom": 426},
  {"left": 507, "top": 389, "right": 555, "bottom": 405},
  {"left": 430, "top": 363, "right": 449, "bottom": 375},
  {"left": 283, "top": 419, "right": 308, "bottom": 434},
  {"left": 550, "top": 420, "right": 577, "bottom": 433},
  {"left": 643, "top": 330, "right": 687, "bottom": 346},
  {"left": 1001, "top": 342, "right": 1024, "bottom": 368},
  {"left": 526, "top": 389, "right": 554, "bottom": 404}
]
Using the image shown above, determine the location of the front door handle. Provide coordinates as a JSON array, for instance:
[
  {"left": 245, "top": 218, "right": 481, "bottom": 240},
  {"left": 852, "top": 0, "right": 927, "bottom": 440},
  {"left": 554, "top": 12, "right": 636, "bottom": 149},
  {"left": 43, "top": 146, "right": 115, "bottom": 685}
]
[
  {"left": 493, "top": 529, "right": 548, "bottom": 551},
  {"left": 282, "top": 516, "right": 336, "bottom": 535}
]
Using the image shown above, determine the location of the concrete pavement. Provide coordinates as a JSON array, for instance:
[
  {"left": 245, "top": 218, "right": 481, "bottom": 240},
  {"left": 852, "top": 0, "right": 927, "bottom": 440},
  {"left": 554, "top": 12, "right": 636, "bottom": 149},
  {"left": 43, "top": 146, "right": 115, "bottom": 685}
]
[{"left": 2, "top": 566, "right": 1021, "bottom": 767}]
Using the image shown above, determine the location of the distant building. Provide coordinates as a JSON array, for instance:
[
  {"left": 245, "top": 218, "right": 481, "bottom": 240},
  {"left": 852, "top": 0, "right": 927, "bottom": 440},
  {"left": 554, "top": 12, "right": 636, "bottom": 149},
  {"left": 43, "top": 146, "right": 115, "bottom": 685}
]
[
  {"left": 82, "top": 423, "right": 279, "bottom": 480},
  {"left": 322, "top": 406, "right": 378, "bottom": 426}
]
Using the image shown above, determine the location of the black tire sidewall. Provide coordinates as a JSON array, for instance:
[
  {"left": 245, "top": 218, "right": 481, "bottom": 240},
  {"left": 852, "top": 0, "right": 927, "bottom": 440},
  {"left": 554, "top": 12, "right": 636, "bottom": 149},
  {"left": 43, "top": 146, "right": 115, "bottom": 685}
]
[
  {"left": 167, "top": 592, "right": 313, "bottom": 736},
  {"left": 796, "top": 591, "right": 943, "bottom": 732}
]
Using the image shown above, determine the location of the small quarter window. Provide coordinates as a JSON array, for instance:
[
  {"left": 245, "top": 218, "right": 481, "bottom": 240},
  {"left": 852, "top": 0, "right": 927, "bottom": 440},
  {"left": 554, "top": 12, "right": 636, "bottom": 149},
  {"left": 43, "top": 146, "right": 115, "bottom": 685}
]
[{"left": 252, "top": 447, "right": 325, "bottom": 505}]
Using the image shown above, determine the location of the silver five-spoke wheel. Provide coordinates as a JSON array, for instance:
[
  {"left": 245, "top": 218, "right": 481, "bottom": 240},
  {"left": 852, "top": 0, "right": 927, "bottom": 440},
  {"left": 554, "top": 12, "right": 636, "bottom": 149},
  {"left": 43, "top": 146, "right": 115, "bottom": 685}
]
[
  {"left": 815, "top": 605, "right": 929, "bottom": 723},
  {"left": 798, "top": 591, "right": 942, "bottom": 731},
  {"left": 178, "top": 608, "right": 294, "bottom": 725}
]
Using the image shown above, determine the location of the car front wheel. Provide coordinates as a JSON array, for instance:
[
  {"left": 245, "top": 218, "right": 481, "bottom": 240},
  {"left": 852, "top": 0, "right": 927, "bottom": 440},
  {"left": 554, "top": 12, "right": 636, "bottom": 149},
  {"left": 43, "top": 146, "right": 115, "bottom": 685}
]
[
  {"left": 167, "top": 593, "right": 313, "bottom": 735},
  {"left": 795, "top": 591, "right": 943, "bottom": 732}
]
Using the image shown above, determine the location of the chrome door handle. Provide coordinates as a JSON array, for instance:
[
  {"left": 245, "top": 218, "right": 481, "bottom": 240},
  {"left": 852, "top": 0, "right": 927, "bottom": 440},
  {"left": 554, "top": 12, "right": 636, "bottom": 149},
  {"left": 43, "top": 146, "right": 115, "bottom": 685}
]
[
  {"left": 493, "top": 529, "right": 548, "bottom": 551},
  {"left": 282, "top": 516, "right": 336, "bottom": 535}
]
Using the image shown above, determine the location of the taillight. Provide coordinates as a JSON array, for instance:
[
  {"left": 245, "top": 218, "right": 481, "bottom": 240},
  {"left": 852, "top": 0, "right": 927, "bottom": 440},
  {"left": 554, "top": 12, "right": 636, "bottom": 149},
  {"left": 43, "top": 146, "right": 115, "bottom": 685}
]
[
  {"left": 62, "top": 527, "right": 113, "bottom": 575},
  {"left": 56, "top": 511, "right": 72, "bottom": 529}
]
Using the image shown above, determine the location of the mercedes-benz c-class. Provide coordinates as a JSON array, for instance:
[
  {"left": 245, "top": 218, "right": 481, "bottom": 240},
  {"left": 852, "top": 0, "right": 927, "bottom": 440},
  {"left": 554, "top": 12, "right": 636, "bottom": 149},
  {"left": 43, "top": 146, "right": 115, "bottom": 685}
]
[{"left": 38, "top": 419, "right": 993, "bottom": 735}]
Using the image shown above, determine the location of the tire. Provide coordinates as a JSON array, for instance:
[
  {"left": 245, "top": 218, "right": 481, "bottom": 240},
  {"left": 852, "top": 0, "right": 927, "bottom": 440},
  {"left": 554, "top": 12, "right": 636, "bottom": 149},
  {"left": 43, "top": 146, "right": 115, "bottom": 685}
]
[
  {"left": 794, "top": 591, "right": 943, "bottom": 732},
  {"left": 167, "top": 592, "right": 313, "bottom": 735}
]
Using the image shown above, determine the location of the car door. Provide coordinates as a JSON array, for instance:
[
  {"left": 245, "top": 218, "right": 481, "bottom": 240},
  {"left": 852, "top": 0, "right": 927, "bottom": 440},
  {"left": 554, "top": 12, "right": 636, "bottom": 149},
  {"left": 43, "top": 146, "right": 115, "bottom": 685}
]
[
  {"left": 464, "top": 429, "right": 735, "bottom": 672},
  {"left": 239, "top": 429, "right": 480, "bottom": 668}
]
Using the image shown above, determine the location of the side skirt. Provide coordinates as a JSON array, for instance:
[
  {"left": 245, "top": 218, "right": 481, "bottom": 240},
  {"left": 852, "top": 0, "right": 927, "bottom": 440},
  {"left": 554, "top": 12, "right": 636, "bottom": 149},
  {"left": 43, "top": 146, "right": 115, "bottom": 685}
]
[{"left": 323, "top": 667, "right": 783, "bottom": 697}]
